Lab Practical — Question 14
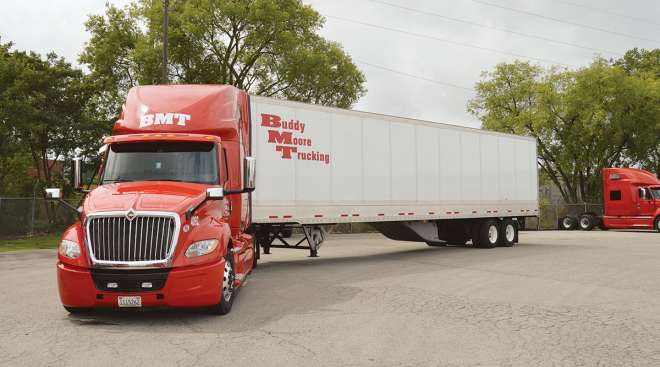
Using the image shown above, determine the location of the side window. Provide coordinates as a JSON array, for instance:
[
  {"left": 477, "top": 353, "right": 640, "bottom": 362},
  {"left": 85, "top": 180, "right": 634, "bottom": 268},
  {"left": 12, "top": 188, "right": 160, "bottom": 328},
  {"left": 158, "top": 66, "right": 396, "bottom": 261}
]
[
  {"left": 221, "top": 147, "right": 229, "bottom": 186},
  {"left": 609, "top": 190, "right": 621, "bottom": 201}
]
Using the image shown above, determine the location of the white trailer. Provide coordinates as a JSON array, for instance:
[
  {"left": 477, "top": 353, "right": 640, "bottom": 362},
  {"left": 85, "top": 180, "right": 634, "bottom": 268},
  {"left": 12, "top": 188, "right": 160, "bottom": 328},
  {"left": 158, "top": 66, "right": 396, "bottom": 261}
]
[{"left": 248, "top": 96, "right": 538, "bottom": 256}]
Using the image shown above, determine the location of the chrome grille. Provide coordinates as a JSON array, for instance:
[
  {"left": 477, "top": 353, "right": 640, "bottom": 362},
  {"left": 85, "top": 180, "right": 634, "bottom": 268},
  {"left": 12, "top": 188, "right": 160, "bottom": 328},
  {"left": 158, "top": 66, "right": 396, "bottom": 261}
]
[{"left": 86, "top": 214, "right": 178, "bottom": 262}]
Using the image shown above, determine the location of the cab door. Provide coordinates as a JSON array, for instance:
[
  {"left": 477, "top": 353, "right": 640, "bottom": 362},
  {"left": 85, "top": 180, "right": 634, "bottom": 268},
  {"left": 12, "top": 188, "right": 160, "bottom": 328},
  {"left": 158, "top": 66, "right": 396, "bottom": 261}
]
[{"left": 636, "top": 187, "right": 655, "bottom": 219}]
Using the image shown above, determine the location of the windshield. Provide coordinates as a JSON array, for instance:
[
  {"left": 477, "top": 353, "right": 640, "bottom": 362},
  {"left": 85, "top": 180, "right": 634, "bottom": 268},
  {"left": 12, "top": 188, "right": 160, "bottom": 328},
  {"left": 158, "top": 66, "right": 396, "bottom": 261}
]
[
  {"left": 102, "top": 141, "right": 219, "bottom": 185},
  {"left": 651, "top": 187, "right": 660, "bottom": 200}
]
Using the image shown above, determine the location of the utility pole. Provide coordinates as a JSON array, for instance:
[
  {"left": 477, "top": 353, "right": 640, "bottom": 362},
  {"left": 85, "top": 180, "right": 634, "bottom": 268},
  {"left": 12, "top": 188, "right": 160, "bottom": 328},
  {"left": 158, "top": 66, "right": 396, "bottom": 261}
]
[{"left": 161, "top": 0, "right": 169, "bottom": 84}]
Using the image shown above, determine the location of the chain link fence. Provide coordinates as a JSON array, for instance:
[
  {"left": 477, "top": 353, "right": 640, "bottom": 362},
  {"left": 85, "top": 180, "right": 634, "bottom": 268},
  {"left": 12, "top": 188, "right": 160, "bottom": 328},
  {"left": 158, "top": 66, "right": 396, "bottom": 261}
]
[
  {"left": 0, "top": 197, "right": 80, "bottom": 238},
  {"left": 0, "top": 196, "right": 604, "bottom": 238}
]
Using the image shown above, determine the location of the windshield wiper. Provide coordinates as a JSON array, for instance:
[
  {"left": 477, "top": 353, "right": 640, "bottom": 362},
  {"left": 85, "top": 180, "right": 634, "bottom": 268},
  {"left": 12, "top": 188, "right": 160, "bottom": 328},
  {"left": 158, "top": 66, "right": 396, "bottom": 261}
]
[
  {"left": 141, "top": 179, "right": 185, "bottom": 182},
  {"left": 103, "top": 178, "right": 134, "bottom": 184}
]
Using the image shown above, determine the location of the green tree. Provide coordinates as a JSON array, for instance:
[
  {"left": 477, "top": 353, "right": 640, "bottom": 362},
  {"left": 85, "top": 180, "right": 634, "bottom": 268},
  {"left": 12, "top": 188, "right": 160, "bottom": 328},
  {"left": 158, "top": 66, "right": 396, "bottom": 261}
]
[
  {"left": 468, "top": 54, "right": 660, "bottom": 203},
  {"left": 80, "top": 0, "right": 366, "bottom": 113},
  {"left": 0, "top": 42, "right": 107, "bottom": 203}
]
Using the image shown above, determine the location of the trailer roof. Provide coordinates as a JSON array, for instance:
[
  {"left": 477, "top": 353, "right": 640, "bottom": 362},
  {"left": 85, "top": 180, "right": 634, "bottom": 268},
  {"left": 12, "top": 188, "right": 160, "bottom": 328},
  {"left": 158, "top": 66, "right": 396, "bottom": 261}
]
[{"left": 249, "top": 95, "right": 536, "bottom": 143}]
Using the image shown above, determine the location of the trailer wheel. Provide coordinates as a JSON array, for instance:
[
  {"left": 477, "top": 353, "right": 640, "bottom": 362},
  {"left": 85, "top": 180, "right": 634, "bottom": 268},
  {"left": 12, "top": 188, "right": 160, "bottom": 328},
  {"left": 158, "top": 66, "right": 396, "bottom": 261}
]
[
  {"left": 559, "top": 216, "right": 577, "bottom": 230},
  {"left": 499, "top": 220, "right": 516, "bottom": 247},
  {"left": 578, "top": 214, "right": 594, "bottom": 231},
  {"left": 472, "top": 220, "right": 499, "bottom": 248},
  {"left": 209, "top": 252, "right": 235, "bottom": 315},
  {"left": 64, "top": 306, "right": 92, "bottom": 315}
]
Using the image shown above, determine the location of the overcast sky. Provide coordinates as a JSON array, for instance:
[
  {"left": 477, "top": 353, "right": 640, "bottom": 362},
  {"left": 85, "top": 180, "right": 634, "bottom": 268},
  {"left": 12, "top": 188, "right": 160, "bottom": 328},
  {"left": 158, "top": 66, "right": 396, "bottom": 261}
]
[{"left": 1, "top": 0, "right": 658, "bottom": 128}]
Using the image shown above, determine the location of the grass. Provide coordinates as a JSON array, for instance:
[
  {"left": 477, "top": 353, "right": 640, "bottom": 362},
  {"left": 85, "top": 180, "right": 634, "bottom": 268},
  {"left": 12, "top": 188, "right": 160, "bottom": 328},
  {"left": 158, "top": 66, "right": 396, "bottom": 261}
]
[{"left": 0, "top": 234, "right": 60, "bottom": 252}]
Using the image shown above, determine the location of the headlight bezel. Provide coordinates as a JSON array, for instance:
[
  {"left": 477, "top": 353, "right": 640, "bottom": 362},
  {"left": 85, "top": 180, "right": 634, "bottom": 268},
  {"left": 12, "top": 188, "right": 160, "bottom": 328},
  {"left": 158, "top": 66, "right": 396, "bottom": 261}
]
[
  {"left": 59, "top": 239, "right": 81, "bottom": 259},
  {"left": 185, "top": 239, "right": 219, "bottom": 258}
]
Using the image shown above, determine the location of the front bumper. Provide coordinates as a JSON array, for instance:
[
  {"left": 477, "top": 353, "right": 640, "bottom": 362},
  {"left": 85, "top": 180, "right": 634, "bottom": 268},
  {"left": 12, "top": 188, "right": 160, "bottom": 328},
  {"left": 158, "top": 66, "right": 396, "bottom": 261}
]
[{"left": 57, "top": 259, "right": 224, "bottom": 308}]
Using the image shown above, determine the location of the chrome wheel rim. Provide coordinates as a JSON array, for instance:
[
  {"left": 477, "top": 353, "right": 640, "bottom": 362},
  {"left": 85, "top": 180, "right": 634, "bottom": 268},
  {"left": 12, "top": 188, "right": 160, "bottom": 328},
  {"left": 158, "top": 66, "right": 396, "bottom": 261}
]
[
  {"left": 505, "top": 224, "right": 515, "bottom": 242},
  {"left": 563, "top": 218, "right": 572, "bottom": 228},
  {"left": 222, "top": 258, "right": 235, "bottom": 302},
  {"left": 580, "top": 217, "right": 590, "bottom": 228},
  {"left": 488, "top": 225, "right": 498, "bottom": 244}
]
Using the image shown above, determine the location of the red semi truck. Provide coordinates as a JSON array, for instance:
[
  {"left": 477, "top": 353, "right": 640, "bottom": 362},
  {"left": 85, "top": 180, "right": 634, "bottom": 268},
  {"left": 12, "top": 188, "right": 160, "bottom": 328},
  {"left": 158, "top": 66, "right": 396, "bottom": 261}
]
[
  {"left": 559, "top": 167, "right": 660, "bottom": 232},
  {"left": 46, "top": 85, "right": 539, "bottom": 315}
]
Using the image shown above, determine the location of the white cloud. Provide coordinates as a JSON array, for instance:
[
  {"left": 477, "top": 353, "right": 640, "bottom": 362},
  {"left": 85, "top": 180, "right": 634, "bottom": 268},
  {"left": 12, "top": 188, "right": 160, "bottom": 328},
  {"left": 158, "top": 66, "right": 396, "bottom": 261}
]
[{"left": 0, "top": 0, "right": 657, "bottom": 128}]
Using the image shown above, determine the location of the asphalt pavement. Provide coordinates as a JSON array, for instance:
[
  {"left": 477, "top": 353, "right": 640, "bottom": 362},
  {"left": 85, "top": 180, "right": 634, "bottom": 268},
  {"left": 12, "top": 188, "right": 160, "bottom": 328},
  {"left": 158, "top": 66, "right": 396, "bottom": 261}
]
[{"left": 1, "top": 230, "right": 659, "bottom": 367}]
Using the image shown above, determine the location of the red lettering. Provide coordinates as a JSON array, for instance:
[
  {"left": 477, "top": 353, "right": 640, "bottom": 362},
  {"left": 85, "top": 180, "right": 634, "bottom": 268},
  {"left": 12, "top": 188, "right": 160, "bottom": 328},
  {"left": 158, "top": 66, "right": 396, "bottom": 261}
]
[
  {"left": 276, "top": 145, "right": 297, "bottom": 159},
  {"left": 261, "top": 113, "right": 281, "bottom": 128},
  {"left": 268, "top": 130, "right": 293, "bottom": 144}
]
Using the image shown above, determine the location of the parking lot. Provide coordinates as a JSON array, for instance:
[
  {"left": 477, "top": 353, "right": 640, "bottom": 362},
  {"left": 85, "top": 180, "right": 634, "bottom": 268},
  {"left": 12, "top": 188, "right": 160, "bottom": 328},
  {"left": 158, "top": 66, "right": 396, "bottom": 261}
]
[{"left": 1, "top": 230, "right": 659, "bottom": 367}]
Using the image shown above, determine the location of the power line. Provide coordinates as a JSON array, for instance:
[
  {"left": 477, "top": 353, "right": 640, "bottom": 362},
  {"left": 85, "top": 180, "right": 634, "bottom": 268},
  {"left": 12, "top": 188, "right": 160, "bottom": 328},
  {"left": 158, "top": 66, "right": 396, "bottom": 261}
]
[
  {"left": 470, "top": 0, "right": 660, "bottom": 44},
  {"left": 368, "top": 0, "right": 622, "bottom": 56},
  {"left": 354, "top": 59, "right": 475, "bottom": 91},
  {"left": 325, "top": 15, "right": 578, "bottom": 67},
  {"left": 552, "top": 0, "right": 660, "bottom": 28}
]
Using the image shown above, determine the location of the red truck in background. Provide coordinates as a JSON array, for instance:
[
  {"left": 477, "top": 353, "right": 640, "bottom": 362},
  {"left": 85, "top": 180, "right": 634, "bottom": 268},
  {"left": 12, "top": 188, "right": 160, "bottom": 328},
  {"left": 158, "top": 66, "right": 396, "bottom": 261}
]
[
  {"left": 559, "top": 167, "right": 660, "bottom": 232},
  {"left": 45, "top": 84, "right": 540, "bottom": 315}
]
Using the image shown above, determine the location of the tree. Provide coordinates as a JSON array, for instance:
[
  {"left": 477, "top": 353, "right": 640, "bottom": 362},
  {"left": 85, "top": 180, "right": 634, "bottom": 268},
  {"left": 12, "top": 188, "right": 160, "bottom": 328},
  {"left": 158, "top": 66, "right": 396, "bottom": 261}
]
[
  {"left": 80, "top": 0, "right": 366, "bottom": 113},
  {"left": 468, "top": 54, "right": 660, "bottom": 203},
  {"left": 0, "top": 42, "right": 107, "bottom": 203}
]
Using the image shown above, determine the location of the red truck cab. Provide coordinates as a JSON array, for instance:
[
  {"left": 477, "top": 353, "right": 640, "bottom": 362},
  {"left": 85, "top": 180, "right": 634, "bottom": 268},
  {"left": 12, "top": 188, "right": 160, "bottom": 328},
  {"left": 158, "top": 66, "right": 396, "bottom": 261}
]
[
  {"left": 601, "top": 167, "right": 660, "bottom": 231},
  {"left": 49, "top": 85, "right": 256, "bottom": 315}
]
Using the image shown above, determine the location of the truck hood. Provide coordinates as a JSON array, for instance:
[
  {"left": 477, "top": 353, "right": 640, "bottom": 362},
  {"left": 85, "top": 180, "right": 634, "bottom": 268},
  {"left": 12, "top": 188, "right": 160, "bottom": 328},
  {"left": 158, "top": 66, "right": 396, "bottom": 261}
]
[{"left": 84, "top": 181, "right": 209, "bottom": 214}]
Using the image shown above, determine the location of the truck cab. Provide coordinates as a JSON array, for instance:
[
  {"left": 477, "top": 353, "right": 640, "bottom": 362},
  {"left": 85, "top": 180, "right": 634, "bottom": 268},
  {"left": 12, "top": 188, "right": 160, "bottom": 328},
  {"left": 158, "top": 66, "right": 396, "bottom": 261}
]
[
  {"left": 601, "top": 167, "right": 660, "bottom": 231},
  {"left": 48, "top": 85, "right": 256, "bottom": 314}
]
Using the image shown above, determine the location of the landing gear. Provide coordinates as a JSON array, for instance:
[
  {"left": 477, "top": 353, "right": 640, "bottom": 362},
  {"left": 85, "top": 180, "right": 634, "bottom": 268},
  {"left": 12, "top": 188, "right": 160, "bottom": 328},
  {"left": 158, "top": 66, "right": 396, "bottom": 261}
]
[
  {"left": 303, "top": 225, "right": 327, "bottom": 257},
  {"left": 253, "top": 224, "right": 330, "bottom": 258}
]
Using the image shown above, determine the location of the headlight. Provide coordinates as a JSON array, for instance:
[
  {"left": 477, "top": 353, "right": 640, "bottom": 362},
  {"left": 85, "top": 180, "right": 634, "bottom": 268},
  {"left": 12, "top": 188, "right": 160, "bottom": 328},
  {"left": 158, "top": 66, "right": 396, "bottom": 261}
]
[
  {"left": 59, "top": 240, "right": 81, "bottom": 259},
  {"left": 185, "top": 239, "right": 219, "bottom": 258}
]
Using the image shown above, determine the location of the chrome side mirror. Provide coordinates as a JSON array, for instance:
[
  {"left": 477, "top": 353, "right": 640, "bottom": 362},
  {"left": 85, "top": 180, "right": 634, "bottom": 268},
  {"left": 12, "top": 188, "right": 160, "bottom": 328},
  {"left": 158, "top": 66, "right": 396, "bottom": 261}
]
[
  {"left": 206, "top": 187, "right": 224, "bottom": 199},
  {"left": 244, "top": 156, "right": 256, "bottom": 190},
  {"left": 45, "top": 188, "right": 62, "bottom": 199},
  {"left": 73, "top": 157, "right": 83, "bottom": 190}
]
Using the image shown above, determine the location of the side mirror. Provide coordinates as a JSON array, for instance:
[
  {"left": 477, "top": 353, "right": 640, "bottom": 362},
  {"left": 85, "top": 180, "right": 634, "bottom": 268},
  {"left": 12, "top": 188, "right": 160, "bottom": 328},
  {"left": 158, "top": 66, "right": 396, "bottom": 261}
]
[
  {"left": 206, "top": 187, "right": 224, "bottom": 199},
  {"left": 186, "top": 187, "right": 223, "bottom": 220},
  {"left": 45, "top": 188, "right": 62, "bottom": 199},
  {"left": 73, "top": 157, "right": 83, "bottom": 190},
  {"left": 244, "top": 156, "right": 256, "bottom": 191}
]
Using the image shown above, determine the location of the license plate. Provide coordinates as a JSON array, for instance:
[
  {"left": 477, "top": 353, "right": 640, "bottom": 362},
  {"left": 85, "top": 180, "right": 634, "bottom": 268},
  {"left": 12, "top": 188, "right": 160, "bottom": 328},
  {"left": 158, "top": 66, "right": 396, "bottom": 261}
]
[{"left": 117, "top": 296, "right": 142, "bottom": 308}]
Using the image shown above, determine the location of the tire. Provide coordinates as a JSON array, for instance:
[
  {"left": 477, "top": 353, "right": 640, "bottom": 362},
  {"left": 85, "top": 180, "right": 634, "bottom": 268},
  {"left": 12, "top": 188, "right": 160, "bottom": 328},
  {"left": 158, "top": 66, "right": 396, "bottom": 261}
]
[
  {"left": 472, "top": 220, "right": 499, "bottom": 249},
  {"left": 578, "top": 214, "right": 594, "bottom": 231},
  {"left": 559, "top": 216, "right": 577, "bottom": 230},
  {"left": 655, "top": 217, "right": 660, "bottom": 233},
  {"left": 208, "top": 252, "right": 236, "bottom": 315},
  {"left": 64, "top": 306, "right": 92, "bottom": 315},
  {"left": 499, "top": 220, "right": 516, "bottom": 247},
  {"left": 252, "top": 241, "right": 259, "bottom": 269}
]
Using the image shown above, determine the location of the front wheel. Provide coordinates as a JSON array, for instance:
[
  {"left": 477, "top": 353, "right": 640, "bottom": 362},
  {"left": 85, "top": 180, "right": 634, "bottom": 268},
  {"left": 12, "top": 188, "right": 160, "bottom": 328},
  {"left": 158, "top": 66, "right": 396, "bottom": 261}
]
[
  {"left": 208, "top": 252, "right": 236, "bottom": 315},
  {"left": 655, "top": 217, "right": 660, "bottom": 233}
]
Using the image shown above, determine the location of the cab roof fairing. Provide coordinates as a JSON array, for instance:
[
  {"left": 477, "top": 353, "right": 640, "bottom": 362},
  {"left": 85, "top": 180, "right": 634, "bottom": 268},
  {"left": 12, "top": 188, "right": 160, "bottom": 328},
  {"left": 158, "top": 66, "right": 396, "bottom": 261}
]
[{"left": 112, "top": 84, "right": 243, "bottom": 140}]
